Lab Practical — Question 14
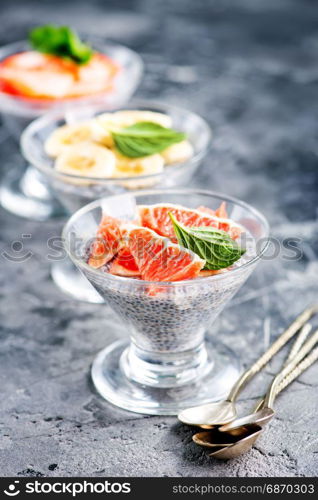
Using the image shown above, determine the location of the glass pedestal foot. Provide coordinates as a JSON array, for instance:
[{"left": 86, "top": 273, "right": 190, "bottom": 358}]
[
  {"left": 0, "top": 165, "right": 65, "bottom": 221},
  {"left": 91, "top": 338, "right": 241, "bottom": 415}
]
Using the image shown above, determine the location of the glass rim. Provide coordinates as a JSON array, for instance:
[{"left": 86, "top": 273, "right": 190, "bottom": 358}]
[
  {"left": 20, "top": 99, "right": 212, "bottom": 183},
  {"left": 0, "top": 38, "right": 144, "bottom": 116},
  {"left": 62, "top": 187, "right": 270, "bottom": 287}
]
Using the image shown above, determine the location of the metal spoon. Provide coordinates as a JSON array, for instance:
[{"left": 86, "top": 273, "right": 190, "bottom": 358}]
[
  {"left": 209, "top": 425, "right": 262, "bottom": 460},
  {"left": 207, "top": 346, "right": 318, "bottom": 459},
  {"left": 220, "top": 327, "right": 318, "bottom": 433},
  {"left": 197, "top": 325, "right": 312, "bottom": 435},
  {"left": 192, "top": 325, "right": 313, "bottom": 450},
  {"left": 178, "top": 305, "right": 317, "bottom": 427},
  {"left": 208, "top": 426, "right": 263, "bottom": 460},
  {"left": 193, "top": 424, "right": 259, "bottom": 448}
]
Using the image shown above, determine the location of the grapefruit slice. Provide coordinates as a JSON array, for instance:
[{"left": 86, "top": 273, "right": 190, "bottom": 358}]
[
  {"left": 138, "top": 203, "right": 242, "bottom": 241},
  {"left": 197, "top": 201, "right": 228, "bottom": 219},
  {"left": 88, "top": 214, "right": 123, "bottom": 268},
  {"left": 126, "top": 225, "right": 205, "bottom": 281},
  {"left": 108, "top": 247, "right": 140, "bottom": 277}
]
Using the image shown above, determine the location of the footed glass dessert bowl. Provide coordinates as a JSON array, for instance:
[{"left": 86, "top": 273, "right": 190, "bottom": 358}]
[
  {"left": 63, "top": 188, "right": 269, "bottom": 415},
  {"left": 0, "top": 37, "right": 143, "bottom": 221},
  {"left": 21, "top": 101, "right": 211, "bottom": 303}
]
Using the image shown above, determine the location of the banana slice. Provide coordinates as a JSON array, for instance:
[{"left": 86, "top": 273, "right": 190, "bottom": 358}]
[
  {"left": 161, "top": 140, "right": 194, "bottom": 164},
  {"left": 45, "top": 120, "right": 105, "bottom": 157},
  {"left": 95, "top": 110, "right": 173, "bottom": 148},
  {"left": 54, "top": 142, "right": 116, "bottom": 185},
  {"left": 91, "top": 113, "right": 115, "bottom": 147},
  {"left": 112, "top": 150, "right": 164, "bottom": 189}
]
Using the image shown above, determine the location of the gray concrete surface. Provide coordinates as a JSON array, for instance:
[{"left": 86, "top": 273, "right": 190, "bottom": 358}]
[{"left": 0, "top": 0, "right": 318, "bottom": 477}]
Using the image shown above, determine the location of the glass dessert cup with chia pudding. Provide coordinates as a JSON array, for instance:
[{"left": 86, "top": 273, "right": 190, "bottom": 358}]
[
  {"left": 62, "top": 188, "right": 269, "bottom": 415},
  {"left": 0, "top": 37, "right": 143, "bottom": 220},
  {"left": 21, "top": 101, "right": 211, "bottom": 303}
]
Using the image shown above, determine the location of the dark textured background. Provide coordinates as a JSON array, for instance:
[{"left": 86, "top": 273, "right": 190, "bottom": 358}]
[{"left": 0, "top": 0, "right": 318, "bottom": 477}]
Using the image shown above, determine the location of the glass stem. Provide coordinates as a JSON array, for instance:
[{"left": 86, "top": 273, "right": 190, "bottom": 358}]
[{"left": 120, "top": 340, "right": 211, "bottom": 388}]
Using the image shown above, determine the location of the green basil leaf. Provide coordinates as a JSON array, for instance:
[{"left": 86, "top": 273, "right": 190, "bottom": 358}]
[
  {"left": 29, "top": 25, "right": 93, "bottom": 64},
  {"left": 169, "top": 214, "right": 245, "bottom": 270},
  {"left": 111, "top": 121, "right": 187, "bottom": 158}
]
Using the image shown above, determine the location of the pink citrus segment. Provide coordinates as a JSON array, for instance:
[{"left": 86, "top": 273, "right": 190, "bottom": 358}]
[
  {"left": 108, "top": 247, "right": 140, "bottom": 277},
  {"left": 87, "top": 201, "right": 241, "bottom": 280},
  {"left": 138, "top": 203, "right": 242, "bottom": 241},
  {"left": 88, "top": 214, "right": 123, "bottom": 269},
  {"left": 126, "top": 225, "right": 205, "bottom": 282},
  {"left": 197, "top": 201, "right": 228, "bottom": 219}
]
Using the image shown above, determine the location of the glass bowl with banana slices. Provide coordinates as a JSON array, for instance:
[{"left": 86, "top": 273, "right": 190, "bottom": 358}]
[
  {"left": 21, "top": 101, "right": 211, "bottom": 214},
  {"left": 20, "top": 101, "right": 211, "bottom": 304}
]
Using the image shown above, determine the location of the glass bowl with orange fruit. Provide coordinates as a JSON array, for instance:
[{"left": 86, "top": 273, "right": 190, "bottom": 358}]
[{"left": 62, "top": 188, "right": 269, "bottom": 415}]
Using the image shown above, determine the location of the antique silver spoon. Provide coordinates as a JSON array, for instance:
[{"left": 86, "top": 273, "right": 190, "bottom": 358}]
[
  {"left": 178, "top": 305, "right": 317, "bottom": 428},
  {"left": 207, "top": 346, "right": 318, "bottom": 459}
]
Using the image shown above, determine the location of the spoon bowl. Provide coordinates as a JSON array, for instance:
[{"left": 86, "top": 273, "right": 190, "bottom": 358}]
[
  {"left": 219, "top": 407, "right": 275, "bottom": 433},
  {"left": 208, "top": 426, "right": 262, "bottom": 460},
  {"left": 179, "top": 400, "right": 236, "bottom": 428},
  {"left": 193, "top": 425, "right": 254, "bottom": 448}
]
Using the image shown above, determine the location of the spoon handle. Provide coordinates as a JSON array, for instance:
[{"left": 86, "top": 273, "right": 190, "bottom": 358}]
[
  {"left": 275, "top": 347, "right": 318, "bottom": 395},
  {"left": 227, "top": 305, "right": 318, "bottom": 402},
  {"left": 264, "top": 328, "right": 318, "bottom": 408},
  {"left": 252, "top": 323, "right": 312, "bottom": 412},
  {"left": 282, "top": 323, "right": 312, "bottom": 367}
]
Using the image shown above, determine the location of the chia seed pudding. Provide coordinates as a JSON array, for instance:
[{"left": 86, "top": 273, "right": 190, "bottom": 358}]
[{"left": 81, "top": 233, "right": 256, "bottom": 354}]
